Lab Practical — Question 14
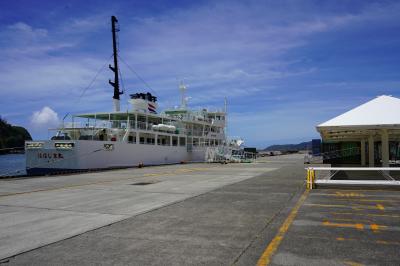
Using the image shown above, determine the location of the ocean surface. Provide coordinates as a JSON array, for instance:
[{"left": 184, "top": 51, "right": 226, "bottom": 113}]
[{"left": 0, "top": 154, "right": 26, "bottom": 176}]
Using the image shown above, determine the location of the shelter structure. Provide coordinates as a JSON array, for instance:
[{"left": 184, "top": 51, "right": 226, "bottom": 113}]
[{"left": 317, "top": 95, "right": 400, "bottom": 167}]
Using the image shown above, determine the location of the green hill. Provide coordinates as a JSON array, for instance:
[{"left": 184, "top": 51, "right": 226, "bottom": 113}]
[
  {"left": 263, "top": 141, "right": 312, "bottom": 152},
  {"left": 0, "top": 117, "right": 32, "bottom": 153}
]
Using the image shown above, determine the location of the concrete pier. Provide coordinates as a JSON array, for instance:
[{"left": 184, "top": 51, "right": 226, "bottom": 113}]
[{"left": 1, "top": 154, "right": 399, "bottom": 265}]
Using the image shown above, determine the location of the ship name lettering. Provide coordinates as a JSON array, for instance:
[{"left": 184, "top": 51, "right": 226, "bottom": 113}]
[{"left": 38, "top": 153, "right": 64, "bottom": 159}]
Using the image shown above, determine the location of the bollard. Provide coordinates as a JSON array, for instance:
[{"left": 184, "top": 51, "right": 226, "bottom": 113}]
[
  {"left": 306, "top": 168, "right": 315, "bottom": 190},
  {"left": 310, "top": 168, "right": 315, "bottom": 189}
]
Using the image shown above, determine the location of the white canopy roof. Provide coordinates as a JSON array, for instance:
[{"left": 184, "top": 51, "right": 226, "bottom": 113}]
[{"left": 318, "top": 95, "right": 400, "bottom": 128}]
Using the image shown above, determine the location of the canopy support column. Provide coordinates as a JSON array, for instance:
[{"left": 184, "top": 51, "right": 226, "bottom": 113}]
[
  {"left": 381, "top": 129, "right": 389, "bottom": 167},
  {"left": 360, "top": 139, "right": 366, "bottom": 166},
  {"left": 368, "top": 135, "right": 374, "bottom": 167}
]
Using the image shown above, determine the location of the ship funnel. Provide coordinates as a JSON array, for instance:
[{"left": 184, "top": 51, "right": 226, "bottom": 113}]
[{"left": 129, "top": 92, "right": 158, "bottom": 113}]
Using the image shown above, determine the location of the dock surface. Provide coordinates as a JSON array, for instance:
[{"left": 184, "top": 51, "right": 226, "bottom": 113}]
[{"left": 1, "top": 154, "right": 399, "bottom": 265}]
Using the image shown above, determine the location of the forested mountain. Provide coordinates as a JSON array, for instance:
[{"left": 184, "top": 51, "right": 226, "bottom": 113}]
[
  {"left": 263, "top": 141, "right": 312, "bottom": 151},
  {"left": 0, "top": 117, "right": 32, "bottom": 153}
]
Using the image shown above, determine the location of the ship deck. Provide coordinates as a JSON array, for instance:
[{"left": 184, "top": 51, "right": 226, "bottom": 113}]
[{"left": 0, "top": 154, "right": 399, "bottom": 265}]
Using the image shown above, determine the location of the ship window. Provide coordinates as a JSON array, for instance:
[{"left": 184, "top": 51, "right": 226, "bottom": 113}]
[
  {"left": 205, "top": 139, "right": 209, "bottom": 146},
  {"left": 172, "top": 136, "right": 178, "bottom": 146},
  {"left": 157, "top": 135, "right": 170, "bottom": 146},
  {"left": 139, "top": 133, "right": 155, "bottom": 145},
  {"left": 179, "top": 137, "right": 186, "bottom": 146},
  {"left": 128, "top": 135, "right": 136, "bottom": 143},
  {"left": 193, "top": 138, "right": 198, "bottom": 146}
]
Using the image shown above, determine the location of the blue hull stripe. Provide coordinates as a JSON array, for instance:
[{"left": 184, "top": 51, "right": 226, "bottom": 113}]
[{"left": 26, "top": 168, "right": 89, "bottom": 176}]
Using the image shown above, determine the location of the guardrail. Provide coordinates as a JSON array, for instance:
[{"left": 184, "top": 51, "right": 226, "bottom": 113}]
[{"left": 305, "top": 167, "right": 400, "bottom": 189}]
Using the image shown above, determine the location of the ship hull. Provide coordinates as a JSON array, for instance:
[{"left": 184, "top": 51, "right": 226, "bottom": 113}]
[{"left": 26, "top": 140, "right": 207, "bottom": 176}]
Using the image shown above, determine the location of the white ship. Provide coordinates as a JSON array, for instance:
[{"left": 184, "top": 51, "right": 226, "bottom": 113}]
[{"left": 25, "top": 16, "right": 242, "bottom": 176}]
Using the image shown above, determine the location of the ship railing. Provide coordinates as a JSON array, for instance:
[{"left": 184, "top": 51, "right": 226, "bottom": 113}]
[
  {"left": 58, "top": 120, "right": 194, "bottom": 137},
  {"left": 62, "top": 120, "right": 135, "bottom": 130}
]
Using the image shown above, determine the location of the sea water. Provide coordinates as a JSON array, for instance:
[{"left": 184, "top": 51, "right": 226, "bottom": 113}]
[{"left": 0, "top": 154, "right": 26, "bottom": 176}]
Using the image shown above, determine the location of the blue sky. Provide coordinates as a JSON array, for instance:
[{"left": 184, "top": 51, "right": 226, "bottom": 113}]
[{"left": 0, "top": 0, "right": 399, "bottom": 148}]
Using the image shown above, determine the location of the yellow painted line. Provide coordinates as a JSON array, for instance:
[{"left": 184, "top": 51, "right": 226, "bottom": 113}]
[
  {"left": 0, "top": 167, "right": 211, "bottom": 198},
  {"left": 338, "top": 237, "right": 400, "bottom": 245},
  {"left": 334, "top": 189, "right": 396, "bottom": 192},
  {"left": 256, "top": 189, "right": 309, "bottom": 266},
  {"left": 343, "top": 260, "right": 364, "bottom": 266},
  {"left": 335, "top": 191, "right": 365, "bottom": 197},
  {"left": 323, "top": 221, "right": 364, "bottom": 230},
  {"left": 335, "top": 198, "right": 399, "bottom": 203},
  {"left": 332, "top": 218, "right": 373, "bottom": 224},
  {"left": 324, "top": 221, "right": 388, "bottom": 232},
  {"left": 376, "top": 240, "right": 400, "bottom": 245},
  {"left": 376, "top": 204, "right": 385, "bottom": 210},
  {"left": 298, "top": 234, "right": 400, "bottom": 246},
  {"left": 330, "top": 212, "right": 400, "bottom": 218},
  {"left": 305, "top": 203, "right": 349, "bottom": 208},
  {"left": 313, "top": 193, "right": 400, "bottom": 200},
  {"left": 370, "top": 224, "right": 387, "bottom": 233},
  {"left": 305, "top": 203, "right": 386, "bottom": 211}
]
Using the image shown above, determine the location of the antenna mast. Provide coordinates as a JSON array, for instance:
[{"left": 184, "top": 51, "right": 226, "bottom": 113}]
[
  {"left": 109, "top": 15, "right": 123, "bottom": 111},
  {"left": 179, "top": 81, "right": 187, "bottom": 109}
]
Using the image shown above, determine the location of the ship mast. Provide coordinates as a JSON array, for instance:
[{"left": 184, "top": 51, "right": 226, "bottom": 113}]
[
  {"left": 179, "top": 81, "right": 187, "bottom": 109},
  {"left": 109, "top": 15, "right": 123, "bottom": 112}
]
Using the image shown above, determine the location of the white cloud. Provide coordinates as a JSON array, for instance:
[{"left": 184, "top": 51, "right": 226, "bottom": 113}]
[
  {"left": 8, "top": 22, "right": 48, "bottom": 38},
  {"left": 30, "top": 106, "right": 60, "bottom": 128}
]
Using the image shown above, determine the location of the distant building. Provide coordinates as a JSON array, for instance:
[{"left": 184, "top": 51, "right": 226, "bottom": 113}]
[
  {"left": 311, "top": 139, "right": 321, "bottom": 155},
  {"left": 244, "top": 147, "right": 257, "bottom": 158},
  {"left": 317, "top": 95, "right": 400, "bottom": 166}
]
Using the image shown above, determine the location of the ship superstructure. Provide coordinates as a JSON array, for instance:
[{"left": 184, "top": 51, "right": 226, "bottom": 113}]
[{"left": 25, "top": 16, "right": 240, "bottom": 175}]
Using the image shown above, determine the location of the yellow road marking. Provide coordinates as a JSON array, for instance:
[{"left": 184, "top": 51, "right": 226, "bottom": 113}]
[
  {"left": 335, "top": 191, "right": 365, "bottom": 197},
  {"left": 335, "top": 198, "right": 399, "bottom": 203},
  {"left": 323, "top": 221, "right": 364, "bottom": 230},
  {"left": 324, "top": 221, "right": 388, "bottom": 232},
  {"left": 306, "top": 203, "right": 348, "bottom": 208},
  {"left": 299, "top": 234, "right": 400, "bottom": 246},
  {"left": 305, "top": 203, "right": 385, "bottom": 211},
  {"left": 313, "top": 193, "right": 400, "bottom": 200},
  {"left": 343, "top": 260, "right": 364, "bottom": 266},
  {"left": 333, "top": 218, "right": 373, "bottom": 224},
  {"left": 330, "top": 212, "right": 400, "bottom": 218},
  {"left": 0, "top": 167, "right": 210, "bottom": 198},
  {"left": 376, "top": 204, "right": 385, "bottom": 210},
  {"left": 335, "top": 189, "right": 397, "bottom": 192},
  {"left": 370, "top": 224, "right": 387, "bottom": 233},
  {"left": 375, "top": 240, "right": 400, "bottom": 245},
  {"left": 256, "top": 189, "right": 309, "bottom": 266}
]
